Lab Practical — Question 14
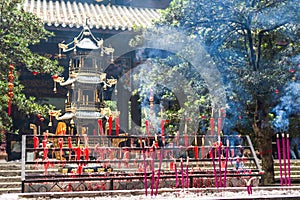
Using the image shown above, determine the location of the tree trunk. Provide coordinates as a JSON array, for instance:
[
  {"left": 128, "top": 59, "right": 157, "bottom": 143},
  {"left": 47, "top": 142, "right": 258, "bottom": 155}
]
[{"left": 252, "top": 99, "right": 275, "bottom": 185}]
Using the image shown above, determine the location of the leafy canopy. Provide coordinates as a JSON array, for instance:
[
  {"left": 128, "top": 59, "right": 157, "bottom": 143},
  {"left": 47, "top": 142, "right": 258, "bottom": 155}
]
[
  {"left": 0, "top": 0, "right": 64, "bottom": 133},
  {"left": 157, "top": 0, "right": 299, "bottom": 132}
]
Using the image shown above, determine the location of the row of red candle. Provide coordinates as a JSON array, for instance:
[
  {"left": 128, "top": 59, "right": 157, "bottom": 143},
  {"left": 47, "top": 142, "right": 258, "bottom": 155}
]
[{"left": 97, "top": 116, "right": 120, "bottom": 136}]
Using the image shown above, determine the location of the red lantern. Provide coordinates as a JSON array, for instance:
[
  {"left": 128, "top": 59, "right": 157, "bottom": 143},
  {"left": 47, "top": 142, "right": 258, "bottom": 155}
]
[
  {"left": 8, "top": 91, "right": 14, "bottom": 98},
  {"left": 8, "top": 82, "right": 14, "bottom": 90},
  {"left": 32, "top": 71, "right": 38, "bottom": 76},
  {"left": 275, "top": 89, "right": 279, "bottom": 94},
  {"left": 8, "top": 72, "right": 14, "bottom": 81},
  {"left": 9, "top": 64, "right": 15, "bottom": 71},
  {"left": 52, "top": 74, "right": 58, "bottom": 79},
  {"left": 290, "top": 69, "right": 295, "bottom": 73}
]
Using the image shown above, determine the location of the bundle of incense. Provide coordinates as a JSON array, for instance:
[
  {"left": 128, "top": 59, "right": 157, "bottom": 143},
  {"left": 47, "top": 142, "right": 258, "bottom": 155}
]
[
  {"left": 282, "top": 133, "right": 287, "bottom": 185},
  {"left": 151, "top": 144, "right": 155, "bottom": 196},
  {"left": 276, "top": 134, "right": 283, "bottom": 186},
  {"left": 223, "top": 138, "right": 229, "bottom": 187},
  {"left": 142, "top": 144, "right": 148, "bottom": 196},
  {"left": 155, "top": 147, "right": 163, "bottom": 196},
  {"left": 211, "top": 148, "right": 218, "bottom": 188},
  {"left": 218, "top": 144, "right": 222, "bottom": 187},
  {"left": 186, "top": 158, "right": 189, "bottom": 188},
  {"left": 175, "top": 160, "right": 179, "bottom": 188}
]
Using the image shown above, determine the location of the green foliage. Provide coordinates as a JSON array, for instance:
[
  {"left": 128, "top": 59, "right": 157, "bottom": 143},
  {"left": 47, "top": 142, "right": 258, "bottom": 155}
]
[
  {"left": 131, "top": 0, "right": 299, "bottom": 141},
  {"left": 0, "top": 0, "right": 63, "bottom": 133}
]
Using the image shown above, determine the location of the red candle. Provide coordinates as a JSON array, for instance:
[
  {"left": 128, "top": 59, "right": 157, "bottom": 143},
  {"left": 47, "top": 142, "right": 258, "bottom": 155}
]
[
  {"left": 58, "top": 138, "right": 63, "bottom": 149},
  {"left": 161, "top": 120, "right": 165, "bottom": 136},
  {"left": 108, "top": 116, "right": 113, "bottom": 135},
  {"left": 217, "top": 117, "right": 222, "bottom": 140},
  {"left": 202, "top": 135, "right": 205, "bottom": 158},
  {"left": 84, "top": 148, "right": 89, "bottom": 161},
  {"left": 194, "top": 136, "right": 198, "bottom": 159},
  {"left": 76, "top": 147, "right": 81, "bottom": 161},
  {"left": 68, "top": 137, "right": 73, "bottom": 160},
  {"left": 170, "top": 162, "right": 174, "bottom": 171},
  {"left": 98, "top": 119, "right": 103, "bottom": 135},
  {"left": 115, "top": 117, "right": 119, "bottom": 136},
  {"left": 42, "top": 140, "right": 47, "bottom": 148},
  {"left": 210, "top": 117, "right": 215, "bottom": 136},
  {"left": 145, "top": 120, "right": 149, "bottom": 136},
  {"left": 194, "top": 146, "right": 199, "bottom": 159},
  {"left": 77, "top": 165, "right": 83, "bottom": 175},
  {"left": 184, "top": 134, "right": 189, "bottom": 147},
  {"left": 33, "top": 136, "right": 39, "bottom": 149}
]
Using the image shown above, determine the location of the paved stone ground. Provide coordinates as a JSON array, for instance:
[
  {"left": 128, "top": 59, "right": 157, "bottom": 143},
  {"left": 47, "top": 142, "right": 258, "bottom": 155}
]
[{"left": 2, "top": 187, "right": 300, "bottom": 200}]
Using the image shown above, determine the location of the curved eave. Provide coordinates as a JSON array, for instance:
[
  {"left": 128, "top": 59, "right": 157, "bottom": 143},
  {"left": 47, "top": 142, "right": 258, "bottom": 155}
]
[
  {"left": 60, "top": 78, "right": 76, "bottom": 86},
  {"left": 56, "top": 112, "right": 75, "bottom": 120},
  {"left": 75, "top": 111, "right": 102, "bottom": 119},
  {"left": 23, "top": 0, "right": 160, "bottom": 31},
  {"left": 76, "top": 75, "right": 102, "bottom": 84}
]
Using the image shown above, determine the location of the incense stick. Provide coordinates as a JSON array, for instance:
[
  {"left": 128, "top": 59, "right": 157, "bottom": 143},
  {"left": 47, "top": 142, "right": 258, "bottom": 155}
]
[
  {"left": 282, "top": 133, "right": 287, "bottom": 185},
  {"left": 211, "top": 148, "right": 218, "bottom": 188},
  {"left": 155, "top": 147, "right": 163, "bottom": 196},
  {"left": 151, "top": 145, "right": 155, "bottom": 196},
  {"left": 223, "top": 138, "right": 229, "bottom": 187},
  {"left": 276, "top": 134, "right": 283, "bottom": 186},
  {"left": 142, "top": 144, "right": 147, "bottom": 196},
  {"left": 286, "top": 134, "right": 291, "bottom": 186}
]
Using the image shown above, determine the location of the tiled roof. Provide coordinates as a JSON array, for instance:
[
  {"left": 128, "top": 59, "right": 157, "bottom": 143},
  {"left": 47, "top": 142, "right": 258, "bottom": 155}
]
[{"left": 23, "top": 0, "right": 161, "bottom": 31}]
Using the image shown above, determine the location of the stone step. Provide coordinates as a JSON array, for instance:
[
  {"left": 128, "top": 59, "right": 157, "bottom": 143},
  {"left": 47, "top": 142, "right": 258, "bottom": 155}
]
[
  {"left": 275, "top": 166, "right": 300, "bottom": 170},
  {"left": 0, "top": 170, "right": 20, "bottom": 177},
  {"left": 274, "top": 171, "right": 300, "bottom": 176},
  {"left": 273, "top": 159, "right": 300, "bottom": 166},
  {"left": 0, "top": 187, "right": 21, "bottom": 194},
  {"left": 0, "top": 162, "right": 21, "bottom": 170},
  {"left": 0, "top": 181, "right": 22, "bottom": 189},
  {"left": 0, "top": 176, "right": 21, "bottom": 182}
]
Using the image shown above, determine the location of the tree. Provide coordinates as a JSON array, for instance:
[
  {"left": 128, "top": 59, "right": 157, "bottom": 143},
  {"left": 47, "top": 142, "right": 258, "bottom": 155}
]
[
  {"left": 0, "top": 0, "right": 63, "bottom": 135},
  {"left": 132, "top": 0, "right": 299, "bottom": 184}
]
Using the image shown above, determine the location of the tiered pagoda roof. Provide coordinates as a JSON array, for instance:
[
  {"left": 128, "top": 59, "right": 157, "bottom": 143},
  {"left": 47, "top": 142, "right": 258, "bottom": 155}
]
[{"left": 23, "top": 0, "right": 161, "bottom": 30}]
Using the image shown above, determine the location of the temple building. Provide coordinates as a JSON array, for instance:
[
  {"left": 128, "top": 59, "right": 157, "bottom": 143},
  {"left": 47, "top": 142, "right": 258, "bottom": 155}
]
[{"left": 18, "top": 0, "right": 170, "bottom": 135}]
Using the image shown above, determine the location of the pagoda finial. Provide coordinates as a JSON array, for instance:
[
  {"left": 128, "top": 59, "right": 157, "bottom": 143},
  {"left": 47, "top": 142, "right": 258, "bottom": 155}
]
[{"left": 85, "top": 17, "right": 90, "bottom": 27}]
